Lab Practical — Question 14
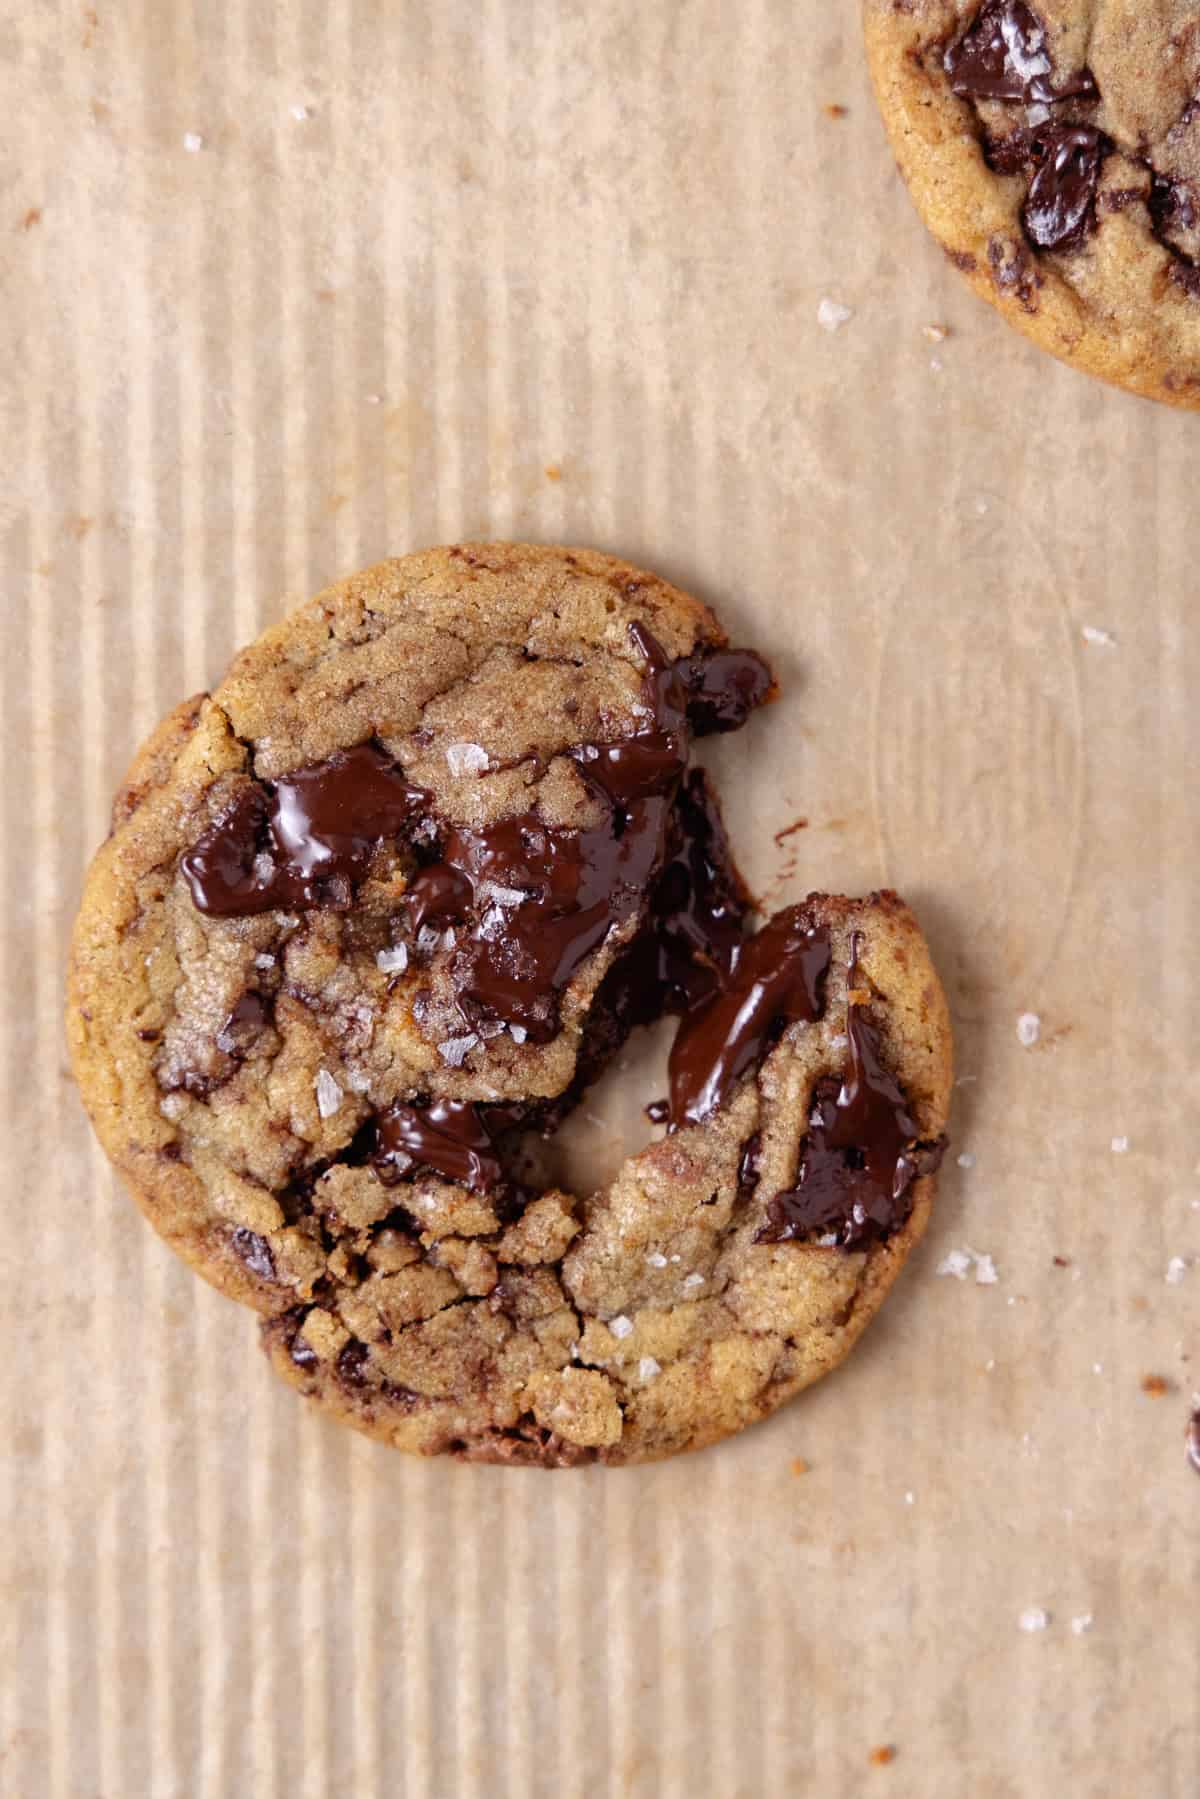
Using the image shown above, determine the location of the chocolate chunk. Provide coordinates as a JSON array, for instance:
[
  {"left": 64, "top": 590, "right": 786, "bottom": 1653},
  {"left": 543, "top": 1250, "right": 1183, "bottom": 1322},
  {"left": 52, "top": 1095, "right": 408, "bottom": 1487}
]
[
  {"left": 336, "top": 1340, "right": 370, "bottom": 1388},
  {"left": 674, "top": 646, "right": 775, "bottom": 735},
  {"left": 1023, "top": 125, "right": 1105, "bottom": 250},
  {"left": 756, "top": 935, "right": 946, "bottom": 1250},
  {"left": 181, "top": 744, "right": 429, "bottom": 916},
  {"left": 216, "top": 990, "right": 270, "bottom": 1056},
  {"left": 945, "top": 1, "right": 1096, "bottom": 105},
  {"left": 373, "top": 1098, "right": 505, "bottom": 1193},
  {"left": 737, "top": 1132, "right": 763, "bottom": 1205},
  {"left": 668, "top": 910, "right": 831, "bottom": 1127},
  {"left": 984, "top": 128, "right": 1033, "bottom": 177},
  {"left": 231, "top": 1225, "right": 276, "bottom": 1281}
]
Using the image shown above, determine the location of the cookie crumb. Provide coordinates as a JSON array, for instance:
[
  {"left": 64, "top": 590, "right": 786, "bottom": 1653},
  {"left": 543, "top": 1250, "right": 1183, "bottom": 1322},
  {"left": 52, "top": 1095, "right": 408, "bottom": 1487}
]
[
  {"left": 1141, "top": 1374, "right": 1170, "bottom": 1398},
  {"left": 817, "top": 297, "right": 853, "bottom": 332},
  {"left": 1081, "top": 625, "right": 1117, "bottom": 647},
  {"left": 182, "top": 131, "right": 205, "bottom": 153},
  {"left": 1016, "top": 1011, "right": 1041, "bottom": 1047},
  {"left": 1071, "top": 1613, "right": 1093, "bottom": 1635},
  {"left": 544, "top": 463, "right": 563, "bottom": 481},
  {"left": 956, "top": 1151, "right": 975, "bottom": 1169},
  {"left": 1053, "top": 1255, "right": 1071, "bottom": 1268},
  {"left": 1018, "top": 1608, "right": 1050, "bottom": 1633},
  {"left": 868, "top": 1746, "right": 896, "bottom": 1767},
  {"left": 791, "top": 1457, "right": 810, "bottom": 1475},
  {"left": 1166, "top": 1256, "right": 1189, "bottom": 1286},
  {"left": 824, "top": 103, "right": 849, "bottom": 119},
  {"left": 315, "top": 1068, "right": 342, "bottom": 1119},
  {"left": 922, "top": 323, "right": 948, "bottom": 342}
]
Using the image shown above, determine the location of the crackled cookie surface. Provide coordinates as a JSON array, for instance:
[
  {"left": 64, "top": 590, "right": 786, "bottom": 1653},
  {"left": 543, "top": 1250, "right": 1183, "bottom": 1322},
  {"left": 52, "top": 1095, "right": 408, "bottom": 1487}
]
[
  {"left": 864, "top": 1, "right": 1200, "bottom": 405},
  {"left": 69, "top": 543, "right": 951, "bottom": 1465}
]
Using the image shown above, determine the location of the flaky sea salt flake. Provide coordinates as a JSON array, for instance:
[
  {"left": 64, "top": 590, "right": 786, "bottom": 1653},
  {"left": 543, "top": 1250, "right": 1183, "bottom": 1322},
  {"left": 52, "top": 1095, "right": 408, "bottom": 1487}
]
[
  {"left": 183, "top": 131, "right": 205, "bottom": 153},
  {"left": 817, "top": 297, "right": 853, "bottom": 332},
  {"left": 1111, "top": 1135, "right": 1129, "bottom": 1153},
  {"left": 646, "top": 1252, "right": 668, "bottom": 1269},
  {"left": 446, "top": 741, "right": 489, "bottom": 776},
  {"left": 315, "top": 1068, "right": 342, "bottom": 1119},
  {"left": 609, "top": 1315, "right": 633, "bottom": 1340},
  {"left": 1017, "top": 1011, "right": 1041, "bottom": 1047},
  {"left": 1166, "top": 1256, "right": 1190, "bottom": 1286},
  {"left": 957, "top": 1151, "right": 976, "bottom": 1169},
  {"left": 1071, "top": 1613, "right": 1093, "bottom": 1635},
  {"left": 289, "top": 102, "right": 313, "bottom": 121},
  {"left": 1018, "top": 1608, "right": 1050, "bottom": 1633},
  {"left": 1081, "top": 625, "right": 1116, "bottom": 647},
  {"left": 937, "top": 1249, "right": 972, "bottom": 1281},
  {"left": 376, "top": 944, "right": 409, "bottom": 974},
  {"left": 682, "top": 1272, "right": 705, "bottom": 1291},
  {"left": 439, "top": 1033, "right": 479, "bottom": 1068},
  {"left": 639, "top": 1357, "right": 661, "bottom": 1381}
]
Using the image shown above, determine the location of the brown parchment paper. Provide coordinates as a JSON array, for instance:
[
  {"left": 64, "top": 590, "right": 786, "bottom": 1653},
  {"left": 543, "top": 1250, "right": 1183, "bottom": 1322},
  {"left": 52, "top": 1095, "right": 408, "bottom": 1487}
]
[{"left": 4, "top": 4, "right": 1198, "bottom": 1795}]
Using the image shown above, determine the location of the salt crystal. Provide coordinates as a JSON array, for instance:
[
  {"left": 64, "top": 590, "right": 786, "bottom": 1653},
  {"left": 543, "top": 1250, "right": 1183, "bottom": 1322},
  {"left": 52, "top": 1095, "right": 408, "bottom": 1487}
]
[
  {"left": 682, "top": 1272, "right": 705, "bottom": 1291},
  {"left": 1111, "top": 1136, "right": 1129, "bottom": 1154},
  {"left": 439, "top": 1033, "right": 478, "bottom": 1068},
  {"left": 315, "top": 1068, "right": 342, "bottom": 1118},
  {"left": 1026, "top": 103, "right": 1051, "bottom": 125},
  {"left": 183, "top": 131, "right": 205, "bottom": 153},
  {"left": 345, "top": 1069, "right": 371, "bottom": 1094},
  {"left": 829, "top": 1033, "right": 849, "bottom": 1052},
  {"left": 609, "top": 1315, "right": 633, "bottom": 1339},
  {"left": 569, "top": 1341, "right": 580, "bottom": 1359},
  {"left": 276, "top": 913, "right": 299, "bottom": 929},
  {"left": 985, "top": 1359, "right": 996, "bottom": 1372},
  {"left": 957, "top": 1151, "right": 976, "bottom": 1169},
  {"left": 1092, "top": 1362, "right": 1103, "bottom": 1374},
  {"left": 646, "top": 1252, "right": 668, "bottom": 1269},
  {"left": 289, "top": 103, "right": 312, "bottom": 121},
  {"left": 1071, "top": 1613, "right": 1093, "bottom": 1635},
  {"left": 365, "top": 392, "right": 383, "bottom": 405},
  {"left": 1166, "top": 1256, "right": 1189, "bottom": 1286},
  {"left": 929, "top": 356, "right": 943, "bottom": 373},
  {"left": 416, "top": 926, "right": 442, "bottom": 957},
  {"left": 817, "top": 297, "right": 853, "bottom": 332},
  {"left": 1018, "top": 1608, "right": 1050, "bottom": 1633},
  {"left": 904, "top": 1491, "right": 915, "bottom": 1505},
  {"left": 973, "top": 1253, "right": 999, "bottom": 1286},
  {"left": 479, "top": 881, "right": 527, "bottom": 909},
  {"left": 937, "top": 1249, "right": 972, "bottom": 1281},
  {"left": 376, "top": 944, "right": 409, "bottom": 974},
  {"left": 817, "top": 1232, "right": 840, "bottom": 1247},
  {"left": 445, "top": 741, "right": 489, "bottom": 777},
  {"left": 1017, "top": 1012, "right": 1041, "bottom": 1047},
  {"left": 1081, "top": 625, "right": 1116, "bottom": 648},
  {"left": 253, "top": 851, "right": 276, "bottom": 880},
  {"left": 159, "top": 1094, "right": 185, "bottom": 1120},
  {"left": 956, "top": 1074, "right": 978, "bottom": 1087},
  {"left": 254, "top": 952, "right": 276, "bottom": 969},
  {"left": 479, "top": 905, "right": 508, "bottom": 940},
  {"left": 508, "top": 1024, "right": 528, "bottom": 1045},
  {"left": 638, "top": 1357, "right": 661, "bottom": 1381},
  {"left": 441, "top": 929, "right": 457, "bottom": 952}
]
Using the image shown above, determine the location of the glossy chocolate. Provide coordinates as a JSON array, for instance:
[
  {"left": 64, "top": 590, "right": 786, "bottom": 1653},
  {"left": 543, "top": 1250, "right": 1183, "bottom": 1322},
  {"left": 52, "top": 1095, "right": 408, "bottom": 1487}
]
[
  {"left": 216, "top": 991, "right": 269, "bottom": 1056},
  {"left": 667, "top": 910, "right": 831, "bottom": 1127},
  {"left": 945, "top": 1, "right": 1096, "bottom": 105},
  {"left": 182, "top": 745, "right": 429, "bottom": 916},
  {"left": 373, "top": 1097, "right": 504, "bottom": 1193},
  {"left": 1023, "top": 125, "right": 1105, "bottom": 250},
  {"left": 756, "top": 936, "right": 946, "bottom": 1250},
  {"left": 675, "top": 645, "right": 775, "bottom": 735}
]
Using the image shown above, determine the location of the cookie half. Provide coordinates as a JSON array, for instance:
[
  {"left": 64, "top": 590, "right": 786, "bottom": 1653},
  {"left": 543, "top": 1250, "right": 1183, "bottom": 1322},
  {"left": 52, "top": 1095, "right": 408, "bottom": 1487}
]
[
  {"left": 68, "top": 542, "right": 951, "bottom": 1465},
  {"left": 864, "top": 1, "right": 1200, "bottom": 407}
]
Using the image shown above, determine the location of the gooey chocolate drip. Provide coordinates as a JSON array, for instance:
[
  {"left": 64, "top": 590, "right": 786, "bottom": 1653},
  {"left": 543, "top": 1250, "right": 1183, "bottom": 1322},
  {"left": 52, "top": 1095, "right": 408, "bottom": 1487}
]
[
  {"left": 373, "top": 1097, "right": 504, "bottom": 1194},
  {"left": 755, "top": 936, "right": 946, "bottom": 1250},
  {"left": 182, "top": 744, "right": 430, "bottom": 915},
  {"left": 401, "top": 624, "right": 770, "bottom": 1044},
  {"left": 667, "top": 909, "right": 832, "bottom": 1128}
]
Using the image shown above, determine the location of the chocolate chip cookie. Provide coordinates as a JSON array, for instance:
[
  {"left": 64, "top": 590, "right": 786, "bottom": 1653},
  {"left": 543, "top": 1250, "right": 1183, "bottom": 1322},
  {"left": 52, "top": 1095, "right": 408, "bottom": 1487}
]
[
  {"left": 864, "top": 1, "right": 1200, "bottom": 406},
  {"left": 68, "top": 543, "right": 952, "bottom": 1464}
]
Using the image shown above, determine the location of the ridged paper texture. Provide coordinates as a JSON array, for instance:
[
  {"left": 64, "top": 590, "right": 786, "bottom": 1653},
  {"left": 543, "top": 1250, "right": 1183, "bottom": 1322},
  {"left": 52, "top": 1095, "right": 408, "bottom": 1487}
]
[{"left": 3, "top": 4, "right": 1197, "bottom": 1794}]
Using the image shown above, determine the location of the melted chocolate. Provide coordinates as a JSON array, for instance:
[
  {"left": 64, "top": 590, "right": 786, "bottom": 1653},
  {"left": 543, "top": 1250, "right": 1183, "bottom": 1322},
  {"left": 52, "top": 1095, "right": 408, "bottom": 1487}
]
[
  {"left": 373, "top": 1098, "right": 504, "bottom": 1193},
  {"left": 945, "top": 1, "right": 1096, "bottom": 105},
  {"left": 403, "top": 626, "right": 693, "bottom": 1042},
  {"left": 675, "top": 646, "right": 775, "bottom": 735},
  {"left": 737, "top": 1132, "right": 763, "bottom": 1205},
  {"left": 216, "top": 991, "right": 270, "bottom": 1056},
  {"left": 182, "top": 744, "right": 429, "bottom": 916},
  {"left": 756, "top": 936, "right": 946, "bottom": 1250},
  {"left": 667, "top": 910, "right": 831, "bottom": 1127},
  {"left": 1023, "top": 125, "right": 1105, "bottom": 250}
]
